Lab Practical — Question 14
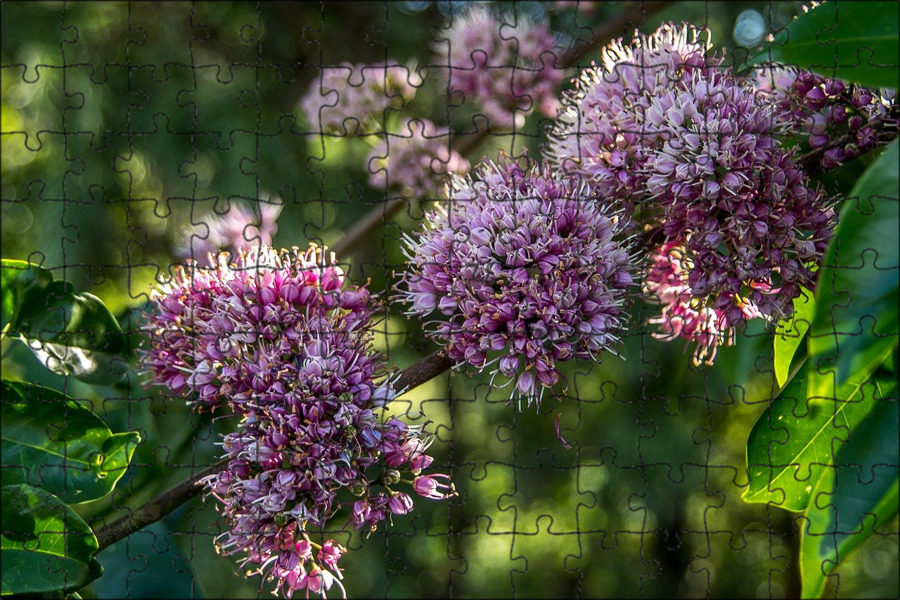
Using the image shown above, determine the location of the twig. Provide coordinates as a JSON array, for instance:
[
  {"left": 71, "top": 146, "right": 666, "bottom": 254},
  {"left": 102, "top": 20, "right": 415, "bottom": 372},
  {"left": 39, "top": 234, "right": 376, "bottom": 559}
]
[
  {"left": 95, "top": 459, "right": 226, "bottom": 551},
  {"left": 331, "top": 0, "right": 672, "bottom": 257}
]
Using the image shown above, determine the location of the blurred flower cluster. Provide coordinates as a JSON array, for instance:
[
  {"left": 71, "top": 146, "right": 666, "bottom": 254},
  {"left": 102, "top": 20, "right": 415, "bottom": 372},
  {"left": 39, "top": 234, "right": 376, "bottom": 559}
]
[
  {"left": 299, "top": 61, "right": 420, "bottom": 135},
  {"left": 398, "top": 153, "right": 634, "bottom": 406},
  {"left": 435, "top": 5, "right": 565, "bottom": 128},
  {"left": 367, "top": 118, "right": 470, "bottom": 198},
  {"left": 548, "top": 23, "right": 838, "bottom": 363},
  {"left": 177, "top": 199, "right": 282, "bottom": 262},
  {"left": 141, "top": 245, "right": 453, "bottom": 598}
]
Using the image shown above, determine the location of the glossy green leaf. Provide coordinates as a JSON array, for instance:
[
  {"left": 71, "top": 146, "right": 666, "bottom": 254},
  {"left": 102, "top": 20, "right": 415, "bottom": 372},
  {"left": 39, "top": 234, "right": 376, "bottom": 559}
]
[
  {"left": 774, "top": 289, "right": 816, "bottom": 388},
  {"left": 746, "top": 1, "right": 899, "bottom": 89},
  {"left": 0, "top": 260, "right": 52, "bottom": 341},
  {"left": 0, "top": 380, "right": 140, "bottom": 504},
  {"left": 1, "top": 484, "right": 102, "bottom": 596},
  {"left": 0, "top": 260, "right": 127, "bottom": 385},
  {"left": 744, "top": 360, "right": 891, "bottom": 511},
  {"left": 800, "top": 379, "right": 899, "bottom": 598},
  {"left": 808, "top": 141, "right": 900, "bottom": 402}
]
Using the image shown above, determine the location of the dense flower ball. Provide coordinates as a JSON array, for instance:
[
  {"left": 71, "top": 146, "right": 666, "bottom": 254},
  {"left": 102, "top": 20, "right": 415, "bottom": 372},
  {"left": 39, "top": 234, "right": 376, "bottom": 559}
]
[
  {"left": 546, "top": 23, "right": 719, "bottom": 206},
  {"left": 141, "top": 245, "right": 454, "bottom": 598},
  {"left": 367, "top": 118, "right": 470, "bottom": 198},
  {"left": 300, "top": 61, "right": 420, "bottom": 135},
  {"left": 758, "top": 66, "right": 898, "bottom": 169},
  {"left": 177, "top": 199, "right": 282, "bottom": 262},
  {"left": 547, "top": 22, "right": 835, "bottom": 346},
  {"left": 434, "top": 5, "right": 565, "bottom": 128},
  {"left": 398, "top": 154, "right": 634, "bottom": 405},
  {"left": 643, "top": 71, "right": 834, "bottom": 327}
]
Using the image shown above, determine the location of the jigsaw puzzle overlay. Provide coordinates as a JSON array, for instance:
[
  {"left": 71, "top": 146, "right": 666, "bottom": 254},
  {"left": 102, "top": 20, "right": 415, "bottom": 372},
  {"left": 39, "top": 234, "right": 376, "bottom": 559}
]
[{"left": 1, "top": 2, "right": 898, "bottom": 599}]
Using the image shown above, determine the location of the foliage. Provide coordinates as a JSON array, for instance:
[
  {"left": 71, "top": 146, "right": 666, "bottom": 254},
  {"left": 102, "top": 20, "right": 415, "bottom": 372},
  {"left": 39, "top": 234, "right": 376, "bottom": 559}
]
[{"left": 744, "top": 4, "right": 899, "bottom": 597}]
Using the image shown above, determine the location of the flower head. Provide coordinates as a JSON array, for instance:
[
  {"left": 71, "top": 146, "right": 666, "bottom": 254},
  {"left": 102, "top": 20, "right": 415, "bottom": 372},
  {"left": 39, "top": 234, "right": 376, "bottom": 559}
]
[
  {"left": 300, "top": 61, "right": 420, "bottom": 135},
  {"left": 434, "top": 5, "right": 565, "bottom": 128},
  {"left": 398, "top": 152, "right": 634, "bottom": 407},
  {"left": 367, "top": 118, "right": 470, "bottom": 198},
  {"left": 142, "top": 244, "right": 452, "bottom": 597},
  {"left": 546, "top": 23, "right": 719, "bottom": 206},
  {"left": 548, "top": 22, "right": 836, "bottom": 349}
]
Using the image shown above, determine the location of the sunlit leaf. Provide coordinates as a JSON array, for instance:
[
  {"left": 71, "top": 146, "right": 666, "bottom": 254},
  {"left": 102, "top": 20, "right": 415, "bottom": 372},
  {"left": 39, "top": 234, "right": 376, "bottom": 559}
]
[
  {"left": 0, "top": 484, "right": 102, "bottom": 596},
  {"left": 0, "top": 260, "right": 52, "bottom": 341},
  {"left": 744, "top": 360, "right": 892, "bottom": 511},
  {"left": 0, "top": 260, "right": 128, "bottom": 385},
  {"left": 774, "top": 289, "right": 815, "bottom": 388},
  {"left": 746, "top": 1, "right": 899, "bottom": 88},
  {"left": 0, "top": 380, "right": 140, "bottom": 504},
  {"left": 807, "top": 141, "right": 900, "bottom": 402},
  {"left": 799, "top": 377, "right": 899, "bottom": 598}
]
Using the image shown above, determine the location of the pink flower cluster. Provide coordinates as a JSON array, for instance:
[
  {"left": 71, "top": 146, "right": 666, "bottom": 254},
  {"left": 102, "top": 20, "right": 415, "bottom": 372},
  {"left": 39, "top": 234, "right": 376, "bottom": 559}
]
[
  {"left": 367, "top": 118, "right": 470, "bottom": 198},
  {"left": 435, "top": 6, "right": 565, "bottom": 128},
  {"left": 300, "top": 61, "right": 420, "bottom": 135},
  {"left": 759, "top": 66, "right": 898, "bottom": 169},
  {"left": 177, "top": 200, "right": 282, "bottom": 263},
  {"left": 141, "top": 245, "right": 453, "bottom": 598},
  {"left": 398, "top": 153, "right": 634, "bottom": 406},
  {"left": 548, "top": 23, "right": 835, "bottom": 362}
]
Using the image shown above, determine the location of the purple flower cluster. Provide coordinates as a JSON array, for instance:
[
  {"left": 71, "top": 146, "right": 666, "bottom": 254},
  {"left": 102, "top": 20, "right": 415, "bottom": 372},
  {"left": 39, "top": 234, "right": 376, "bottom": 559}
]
[
  {"left": 398, "top": 153, "right": 634, "bottom": 406},
  {"left": 141, "top": 245, "right": 454, "bottom": 598},
  {"left": 435, "top": 6, "right": 565, "bottom": 128},
  {"left": 759, "top": 66, "right": 898, "bottom": 169},
  {"left": 546, "top": 23, "right": 717, "bottom": 206},
  {"left": 547, "top": 23, "right": 835, "bottom": 357},
  {"left": 300, "top": 61, "right": 420, "bottom": 135},
  {"left": 177, "top": 199, "right": 282, "bottom": 263},
  {"left": 367, "top": 118, "right": 470, "bottom": 198}
]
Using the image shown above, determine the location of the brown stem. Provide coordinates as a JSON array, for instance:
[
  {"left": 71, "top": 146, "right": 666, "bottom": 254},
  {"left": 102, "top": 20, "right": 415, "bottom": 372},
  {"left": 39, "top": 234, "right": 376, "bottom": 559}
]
[
  {"left": 95, "top": 459, "right": 227, "bottom": 551},
  {"left": 331, "top": 0, "right": 672, "bottom": 257},
  {"left": 93, "top": 350, "right": 455, "bottom": 551}
]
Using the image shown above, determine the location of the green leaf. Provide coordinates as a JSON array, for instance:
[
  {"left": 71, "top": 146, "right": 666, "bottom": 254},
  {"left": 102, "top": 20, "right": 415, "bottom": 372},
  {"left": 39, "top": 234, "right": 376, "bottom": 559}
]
[
  {"left": 744, "top": 360, "right": 891, "bottom": 511},
  {"left": 799, "top": 378, "right": 899, "bottom": 598},
  {"left": 0, "top": 260, "right": 127, "bottom": 385},
  {"left": 746, "top": 1, "right": 899, "bottom": 89},
  {"left": 1, "top": 484, "right": 102, "bottom": 596},
  {"left": 1, "top": 380, "right": 140, "bottom": 504},
  {"left": 807, "top": 141, "right": 900, "bottom": 402},
  {"left": 774, "top": 289, "right": 816, "bottom": 388},
  {"left": 0, "top": 260, "right": 52, "bottom": 341}
]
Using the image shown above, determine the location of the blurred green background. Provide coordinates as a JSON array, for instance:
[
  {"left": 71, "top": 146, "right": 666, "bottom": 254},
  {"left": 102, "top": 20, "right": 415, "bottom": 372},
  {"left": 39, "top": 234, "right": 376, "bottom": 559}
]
[{"left": 2, "top": 1, "right": 897, "bottom": 598}]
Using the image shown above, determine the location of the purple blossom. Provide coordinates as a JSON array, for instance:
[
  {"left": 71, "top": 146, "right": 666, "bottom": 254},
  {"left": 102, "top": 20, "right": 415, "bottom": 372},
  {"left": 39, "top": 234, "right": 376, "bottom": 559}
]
[
  {"left": 177, "top": 199, "right": 282, "bottom": 263},
  {"left": 547, "top": 22, "right": 836, "bottom": 350},
  {"left": 398, "top": 153, "right": 634, "bottom": 407},
  {"left": 434, "top": 5, "right": 565, "bottom": 128},
  {"left": 367, "top": 118, "right": 470, "bottom": 198},
  {"left": 413, "top": 474, "right": 456, "bottom": 500},
  {"left": 141, "top": 244, "right": 453, "bottom": 598},
  {"left": 547, "top": 23, "right": 718, "bottom": 207},
  {"left": 300, "top": 61, "right": 420, "bottom": 135},
  {"left": 757, "top": 66, "right": 898, "bottom": 169}
]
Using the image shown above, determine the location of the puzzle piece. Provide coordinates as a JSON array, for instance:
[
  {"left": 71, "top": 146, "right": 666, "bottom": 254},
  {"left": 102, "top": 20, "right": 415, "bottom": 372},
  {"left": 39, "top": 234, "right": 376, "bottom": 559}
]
[{"left": 1, "top": 2, "right": 897, "bottom": 599}]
